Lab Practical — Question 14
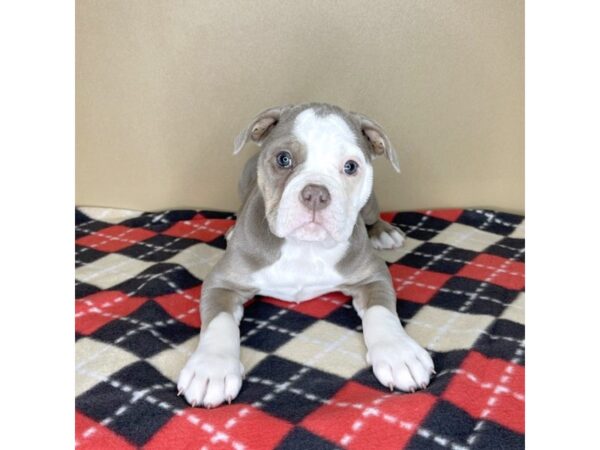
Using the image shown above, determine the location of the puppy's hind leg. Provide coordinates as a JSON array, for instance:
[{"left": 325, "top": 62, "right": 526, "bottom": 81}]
[{"left": 360, "top": 192, "right": 405, "bottom": 250}]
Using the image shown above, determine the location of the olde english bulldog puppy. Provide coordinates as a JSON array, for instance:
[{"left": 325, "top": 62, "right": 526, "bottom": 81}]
[{"left": 178, "top": 103, "right": 434, "bottom": 407}]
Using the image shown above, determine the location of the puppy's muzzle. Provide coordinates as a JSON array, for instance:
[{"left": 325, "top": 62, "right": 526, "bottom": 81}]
[{"left": 299, "top": 184, "right": 331, "bottom": 211}]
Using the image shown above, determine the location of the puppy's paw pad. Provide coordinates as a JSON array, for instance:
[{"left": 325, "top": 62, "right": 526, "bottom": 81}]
[
  {"left": 177, "top": 351, "right": 244, "bottom": 408},
  {"left": 367, "top": 337, "right": 434, "bottom": 392}
]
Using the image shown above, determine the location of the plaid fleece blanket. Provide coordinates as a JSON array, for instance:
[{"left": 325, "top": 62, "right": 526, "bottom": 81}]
[{"left": 75, "top": 207, "right": 525, "bottom": 449}]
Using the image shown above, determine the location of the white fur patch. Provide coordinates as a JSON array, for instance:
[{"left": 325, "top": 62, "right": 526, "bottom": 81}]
[
  {"left": 251, "top": 238, "right": 348, "bottom": 302},
  {"left": 177, "top": 313, "right": 244, "bottom": 407},
  {"left": 273, "top": 109, "right": 373, "bottom": 242},
  {"left": 362, "top": 306, "right": 434, "bottom": 392}
]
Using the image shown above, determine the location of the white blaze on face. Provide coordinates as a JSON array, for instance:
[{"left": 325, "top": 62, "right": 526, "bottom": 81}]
[{"left": 274, "top": 109, "right": 373, "bottom": 242}]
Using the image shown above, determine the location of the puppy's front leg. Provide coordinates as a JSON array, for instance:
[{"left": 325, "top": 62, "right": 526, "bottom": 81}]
[
  {"left": 178, "top": 287, "right": 246, "bottom": 408},
  {"left": 348, "top": 280, "right": 434, "bottom": 392}
]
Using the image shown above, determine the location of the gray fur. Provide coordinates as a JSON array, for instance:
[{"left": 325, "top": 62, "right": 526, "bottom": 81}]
[
  {"left": 237, "top": 152, "right": 259, "bottom": 204},
  {"left": 361, "top": 192, "right": 381, "bottom": 226}
]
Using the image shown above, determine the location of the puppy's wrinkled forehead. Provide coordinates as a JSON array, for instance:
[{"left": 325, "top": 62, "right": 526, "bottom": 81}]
[{"left": 293, "top": 108, "right": 359, "bottom": 152}]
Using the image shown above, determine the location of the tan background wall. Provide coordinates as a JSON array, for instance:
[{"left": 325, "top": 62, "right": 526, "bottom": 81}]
[{"left": 76, "top": 0, "right": 524, "bottom": 213}]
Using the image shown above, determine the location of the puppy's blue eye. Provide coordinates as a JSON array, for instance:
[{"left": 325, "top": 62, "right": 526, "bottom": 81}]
[
  {"left": 276, "top": 151, "right": 293, "bottom": 168},
  {"left": 344, "top": 160, "right": 359, "bottom": 175}
]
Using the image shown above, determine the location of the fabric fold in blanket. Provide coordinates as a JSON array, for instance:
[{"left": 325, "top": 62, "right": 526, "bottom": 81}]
[{"left": 75, "top": 207, "right": 525, "bottom": 449}]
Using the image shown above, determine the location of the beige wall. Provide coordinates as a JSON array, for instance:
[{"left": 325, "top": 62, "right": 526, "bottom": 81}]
[{"left": 76, "top": 0, "right": 523, "bottom": 213}]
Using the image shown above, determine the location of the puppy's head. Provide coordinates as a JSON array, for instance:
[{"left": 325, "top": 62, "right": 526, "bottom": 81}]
[{"left": 234, "top": 103, "right": 400, "bottom": 243}]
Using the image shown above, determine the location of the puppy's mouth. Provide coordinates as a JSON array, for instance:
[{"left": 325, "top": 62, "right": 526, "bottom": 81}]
[
  {"left": 287, "top": 219, "right": 334, "bottom": 242},
  {"left": 266, "top": 205, "right": 335, "bottom": 242}
]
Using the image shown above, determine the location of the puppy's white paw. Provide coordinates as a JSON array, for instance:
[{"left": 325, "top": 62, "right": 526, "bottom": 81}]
[
  {"left": 371, "top": 230, "right": 405, "bottom": 250},
  {"left": 367, "top": 336, "right": 434, "bottom": 392},
  {"left": 177, "top": 350, "right": 244, "bottom": 408},
  {"left": 368, "top": 221, "right": 405, "bottom": 250}
]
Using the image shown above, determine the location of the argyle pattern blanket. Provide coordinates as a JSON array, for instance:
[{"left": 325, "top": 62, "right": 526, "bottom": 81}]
[{"left": 75, "top": 207, "right": 525, "bottom": 450}]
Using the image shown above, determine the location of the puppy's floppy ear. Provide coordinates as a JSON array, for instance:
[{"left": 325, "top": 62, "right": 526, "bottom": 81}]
[
  {"left": 233, "top": 105, "right": 293, "bottom": 155},
  {"left": 351, "top": 112, "right": 401, "bottom": 173}
]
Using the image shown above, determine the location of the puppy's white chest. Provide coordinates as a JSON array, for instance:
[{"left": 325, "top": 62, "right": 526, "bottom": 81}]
[{"left": 251, "top": 240, "right": 348, "bottom": 302}]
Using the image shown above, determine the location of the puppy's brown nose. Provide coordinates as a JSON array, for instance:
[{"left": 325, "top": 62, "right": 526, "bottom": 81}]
[{"left": 300, "top": 184, "right": 331, "bottom": 211}]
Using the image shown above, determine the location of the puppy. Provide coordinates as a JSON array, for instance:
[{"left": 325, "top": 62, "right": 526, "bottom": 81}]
[{"left": 178, "top": 103, "right": 434, "bottom": 407}]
